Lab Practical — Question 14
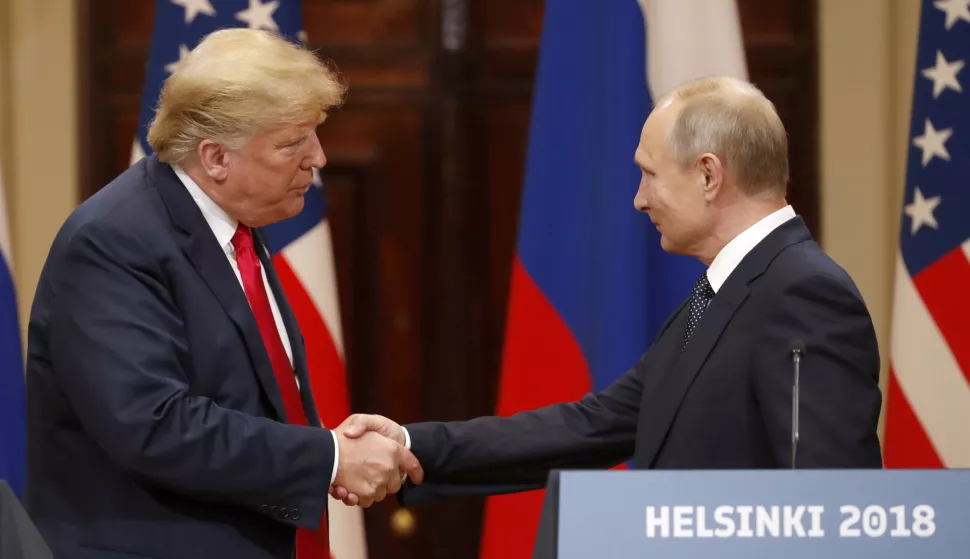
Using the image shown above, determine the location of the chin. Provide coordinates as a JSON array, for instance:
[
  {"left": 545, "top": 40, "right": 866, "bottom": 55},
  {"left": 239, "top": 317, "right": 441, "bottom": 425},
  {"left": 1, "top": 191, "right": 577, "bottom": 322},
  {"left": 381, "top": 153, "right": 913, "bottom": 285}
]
[
  {"left": 285, "top": 197, "right": 305, "bottom": 217},
  {"left": 658, "top": 235, "right": 685, "bottom": 256}
]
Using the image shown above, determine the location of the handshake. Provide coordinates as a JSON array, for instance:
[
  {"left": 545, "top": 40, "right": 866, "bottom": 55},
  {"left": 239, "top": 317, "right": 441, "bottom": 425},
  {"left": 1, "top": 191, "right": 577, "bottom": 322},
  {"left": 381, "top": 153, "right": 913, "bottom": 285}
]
[{"left": 330, "top": 414, "right": 418, "bottom": 508}]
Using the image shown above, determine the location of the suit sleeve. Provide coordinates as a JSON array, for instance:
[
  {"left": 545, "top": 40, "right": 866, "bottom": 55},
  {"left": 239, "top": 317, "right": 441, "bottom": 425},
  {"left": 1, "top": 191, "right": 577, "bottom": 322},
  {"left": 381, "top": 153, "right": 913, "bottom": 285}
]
[
  {"left": 404, "top": 358, "right": 644, "bottom": 487},
  {"left": 47, "top": 221, "right": 333, "bottom": 529},
  {"left": 751, "top": 273, "right": 883, "bottom": 468}
]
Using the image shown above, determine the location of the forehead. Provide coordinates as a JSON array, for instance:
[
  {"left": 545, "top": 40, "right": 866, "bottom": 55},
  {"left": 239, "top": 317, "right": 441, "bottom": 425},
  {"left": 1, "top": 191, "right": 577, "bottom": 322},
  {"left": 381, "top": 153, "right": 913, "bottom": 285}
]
[{"left": 635, "top": 102, "right": 677, "bottom": 163}]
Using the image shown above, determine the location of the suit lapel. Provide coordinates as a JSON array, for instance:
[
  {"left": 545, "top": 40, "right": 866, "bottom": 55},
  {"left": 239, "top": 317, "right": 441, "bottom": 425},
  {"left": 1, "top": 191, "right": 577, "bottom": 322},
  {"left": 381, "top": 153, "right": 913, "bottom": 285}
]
[
  {"left": 150, "top": 156, "right": 287, "bottom": 421},
  {"left": 253, "top": 229, "right": 321, "bottom": 427},
  {"left": 636, "top": 216, "right": 814, "bottom": 467}
]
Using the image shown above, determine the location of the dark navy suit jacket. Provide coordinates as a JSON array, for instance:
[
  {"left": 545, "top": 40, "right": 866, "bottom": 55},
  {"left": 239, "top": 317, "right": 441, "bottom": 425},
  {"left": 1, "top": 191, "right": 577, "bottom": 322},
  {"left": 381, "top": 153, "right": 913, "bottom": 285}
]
[
  {"left": 402, "top": 216, "right": 883, "bottom": 502},
  {"left": 24, "top": 155, "right": 333, "bottom": 559}
]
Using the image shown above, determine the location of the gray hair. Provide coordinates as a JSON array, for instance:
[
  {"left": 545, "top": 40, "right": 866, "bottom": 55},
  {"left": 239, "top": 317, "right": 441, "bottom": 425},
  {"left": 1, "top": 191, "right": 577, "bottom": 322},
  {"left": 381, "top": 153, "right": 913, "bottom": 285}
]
[{"left": 664, "top": 76, "right": 789, "bottom": 195}]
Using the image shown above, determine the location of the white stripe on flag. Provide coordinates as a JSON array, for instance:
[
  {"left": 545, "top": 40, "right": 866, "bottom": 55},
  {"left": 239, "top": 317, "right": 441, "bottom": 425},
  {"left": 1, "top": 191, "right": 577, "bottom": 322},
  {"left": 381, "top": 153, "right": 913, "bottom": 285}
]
[
  {"left": 0, "top": 162, "right": 13, "bottom": 268},
  {"left": 130, "top": 138, "right": 147, "bottom": 167},
  {"left": 638, "top": 0, "right": 749, "bottom": 99},
  {"left": 280, "top": 221, "right": 345, "bottom": 356},
  {"left": 890, "top": 251, "right": 970, "bottom": 467},
  {"left": 328, "top": 495, "right": 368, "bottom": 559}
]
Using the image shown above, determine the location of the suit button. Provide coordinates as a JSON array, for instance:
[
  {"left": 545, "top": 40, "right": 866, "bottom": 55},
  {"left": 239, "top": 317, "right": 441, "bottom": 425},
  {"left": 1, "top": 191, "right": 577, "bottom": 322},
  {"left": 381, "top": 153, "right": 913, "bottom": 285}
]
[
  {"left": 281, "top": 510, "right": 290, "bottom": 519},
  {"left": 291, "top": 509, "right": 301, "bottom": 521},
  {"left": 260, "top": 504, "right": 269, "bottom": 513},
  {"left": 270, "top": 505, "right": 278, "bottom": 513}
]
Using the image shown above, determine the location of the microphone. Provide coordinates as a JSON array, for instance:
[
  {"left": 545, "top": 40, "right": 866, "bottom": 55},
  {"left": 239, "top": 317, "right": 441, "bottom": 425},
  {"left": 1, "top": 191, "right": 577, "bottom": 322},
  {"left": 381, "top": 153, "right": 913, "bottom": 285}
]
[{"left": 788, "top": 340, "right": 806, "bottom": 469}]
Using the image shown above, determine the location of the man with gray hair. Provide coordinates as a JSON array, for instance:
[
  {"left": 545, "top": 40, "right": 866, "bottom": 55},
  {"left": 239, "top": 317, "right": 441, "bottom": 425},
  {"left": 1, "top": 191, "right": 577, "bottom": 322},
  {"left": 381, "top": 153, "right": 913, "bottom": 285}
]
[
  {"left": 24, "top": 29, "right": 420, "bottom": 559},
  {"left": 331, "top": 76, "right": 883, "bottom": 506}
]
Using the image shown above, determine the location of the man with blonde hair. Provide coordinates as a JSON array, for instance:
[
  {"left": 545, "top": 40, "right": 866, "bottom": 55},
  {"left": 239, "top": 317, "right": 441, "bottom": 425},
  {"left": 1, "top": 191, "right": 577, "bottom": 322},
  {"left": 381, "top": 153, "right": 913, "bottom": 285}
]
[
  {"left": 24, "top": 29, "right": 420, "bottom": 559},
  {"left": 332, "top": 76, "right": 883, "bottom": 506}
]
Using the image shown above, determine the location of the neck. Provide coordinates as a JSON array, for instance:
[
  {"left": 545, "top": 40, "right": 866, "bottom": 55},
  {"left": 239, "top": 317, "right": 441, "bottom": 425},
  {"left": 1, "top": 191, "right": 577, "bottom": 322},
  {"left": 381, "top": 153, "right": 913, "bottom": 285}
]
[{"left": 696, "top": 196, "right": 787, "bottom": 266}]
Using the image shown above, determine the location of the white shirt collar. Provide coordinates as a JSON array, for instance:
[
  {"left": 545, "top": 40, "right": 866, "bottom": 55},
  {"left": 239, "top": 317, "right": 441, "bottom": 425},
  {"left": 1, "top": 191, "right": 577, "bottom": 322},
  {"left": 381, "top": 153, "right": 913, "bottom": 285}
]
[
  {"left": 706, "top": 205, "right": 796, "bottom": 293},
  {"left": 172, "top": 165, "right": 239, "bottom": 254}
]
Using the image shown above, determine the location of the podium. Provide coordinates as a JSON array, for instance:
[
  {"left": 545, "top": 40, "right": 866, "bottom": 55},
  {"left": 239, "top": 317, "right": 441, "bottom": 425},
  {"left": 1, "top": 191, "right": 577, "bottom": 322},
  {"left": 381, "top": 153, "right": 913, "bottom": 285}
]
[
  {"left": 532, "top": 469, "right": 970, "bottom": 558},
  {"left": 0, "top": 481, "right": 52, "bottom": 559}
]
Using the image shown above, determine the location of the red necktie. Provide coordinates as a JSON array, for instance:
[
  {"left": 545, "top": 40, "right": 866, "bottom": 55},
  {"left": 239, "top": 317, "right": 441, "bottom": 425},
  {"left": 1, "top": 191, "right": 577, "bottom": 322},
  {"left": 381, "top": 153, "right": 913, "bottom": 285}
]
[{"left": 232, "top": 224, "right": 330, "bottom": 559}]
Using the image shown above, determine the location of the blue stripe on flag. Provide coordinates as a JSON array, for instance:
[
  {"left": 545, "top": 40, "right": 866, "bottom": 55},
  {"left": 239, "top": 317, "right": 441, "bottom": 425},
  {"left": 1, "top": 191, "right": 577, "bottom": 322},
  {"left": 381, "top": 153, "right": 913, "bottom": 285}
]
[
  {"left": 0, "top": 253, "right": 25, "bottom": 498},
  {"left": 516, "top": 0, "right": 704, "bottom": 391}
]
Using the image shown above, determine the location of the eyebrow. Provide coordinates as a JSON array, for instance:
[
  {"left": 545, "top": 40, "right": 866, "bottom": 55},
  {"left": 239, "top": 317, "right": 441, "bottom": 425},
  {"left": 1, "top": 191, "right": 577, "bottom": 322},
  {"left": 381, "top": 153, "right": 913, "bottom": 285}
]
[{"left": 277, "top": 133, "right": 310, "bottom": 147}]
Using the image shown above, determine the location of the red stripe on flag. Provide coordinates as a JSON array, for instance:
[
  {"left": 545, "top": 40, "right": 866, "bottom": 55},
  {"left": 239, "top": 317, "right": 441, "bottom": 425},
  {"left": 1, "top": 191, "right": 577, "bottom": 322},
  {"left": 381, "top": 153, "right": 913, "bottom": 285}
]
[
  {"left": 883, "top": 366, "right": 943, "bottom": 468},
  {"left": 480, "top": 257, "right": 592, "bottom": 559},
  {"left": 911, "top": 247, "right": 970, "bottom": 388},
  {"left": 273, "top": 255, "right": 350, "bottom": 427}
]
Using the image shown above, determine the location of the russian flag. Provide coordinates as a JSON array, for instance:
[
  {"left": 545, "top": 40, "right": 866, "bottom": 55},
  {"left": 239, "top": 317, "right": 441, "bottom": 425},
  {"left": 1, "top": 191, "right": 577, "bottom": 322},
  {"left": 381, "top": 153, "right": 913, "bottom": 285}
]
[
  {"left": 479, "top": 1, "right": 747, "bottom": 557},
  {"left": 0, "top": 163, "right": 25, "bottom": 498}
]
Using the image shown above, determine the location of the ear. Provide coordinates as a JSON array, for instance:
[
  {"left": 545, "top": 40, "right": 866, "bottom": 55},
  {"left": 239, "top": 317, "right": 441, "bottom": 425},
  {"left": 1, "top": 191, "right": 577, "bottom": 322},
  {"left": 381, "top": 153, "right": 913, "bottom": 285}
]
[
  {"left": 197, "top": 140, "right": 230, "bottom": 181},
  {"left": 697, "top": 153, "right": 724, "bottom": 200}
]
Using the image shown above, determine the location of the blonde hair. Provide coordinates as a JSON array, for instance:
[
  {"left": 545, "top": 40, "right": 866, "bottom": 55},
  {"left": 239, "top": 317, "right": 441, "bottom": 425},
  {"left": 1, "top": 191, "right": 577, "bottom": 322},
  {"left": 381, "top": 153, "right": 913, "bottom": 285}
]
[
  {"left": 663, "top": 76, "right": 789, "bottom": 195},
  {"left": 147, "top": 28, "right": 346, "bottom": 163}
]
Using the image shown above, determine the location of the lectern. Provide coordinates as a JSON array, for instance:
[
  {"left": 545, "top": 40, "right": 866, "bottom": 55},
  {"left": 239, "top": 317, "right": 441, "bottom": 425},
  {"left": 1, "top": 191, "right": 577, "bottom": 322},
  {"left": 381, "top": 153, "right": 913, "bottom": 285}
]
[
  {"left": 0, "top": 481, "right": 52, "bottom": 559},
  {"left": 532, "top": 469, "right": 970, "bottom": 558}
]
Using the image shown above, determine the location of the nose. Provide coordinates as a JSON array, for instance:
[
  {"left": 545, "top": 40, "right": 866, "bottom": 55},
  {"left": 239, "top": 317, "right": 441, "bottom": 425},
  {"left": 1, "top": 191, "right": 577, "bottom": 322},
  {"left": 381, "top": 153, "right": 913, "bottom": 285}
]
[
  {"left": 633, "top": 184, "right": 649, "bottom": 213},
  {"left": 307, "top": 133, "right": 326, "bottom": 169}
]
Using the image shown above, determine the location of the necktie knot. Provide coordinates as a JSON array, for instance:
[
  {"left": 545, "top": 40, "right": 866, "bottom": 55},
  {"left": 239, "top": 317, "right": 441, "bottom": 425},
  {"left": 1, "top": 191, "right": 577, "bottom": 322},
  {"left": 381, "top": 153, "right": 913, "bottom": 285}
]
[
  {"left": 231, "top": 223, "right": 253, "bottom": 254},
  {"left": 683, "top": 272, "right": 715, "bottom": 351},
  {"left": 692, "top": 272, "right": 715, "bottom": 301}
]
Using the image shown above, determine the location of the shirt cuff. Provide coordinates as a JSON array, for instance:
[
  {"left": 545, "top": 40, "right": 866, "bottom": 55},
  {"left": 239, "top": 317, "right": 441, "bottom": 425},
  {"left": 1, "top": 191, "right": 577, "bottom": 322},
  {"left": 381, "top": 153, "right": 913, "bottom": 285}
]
[
  {"left": 402, "top": 426, "right": 411, "bottom": 449},
  {"left": 330, "top": 430, "right": 339, "bottom": 485}
]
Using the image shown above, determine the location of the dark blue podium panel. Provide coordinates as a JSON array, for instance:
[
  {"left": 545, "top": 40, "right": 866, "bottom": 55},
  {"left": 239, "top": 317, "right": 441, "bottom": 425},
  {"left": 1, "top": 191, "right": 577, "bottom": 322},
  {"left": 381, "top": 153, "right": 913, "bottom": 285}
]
[{"left": 557, "top": 470, "right": 970, "bottom": 558}]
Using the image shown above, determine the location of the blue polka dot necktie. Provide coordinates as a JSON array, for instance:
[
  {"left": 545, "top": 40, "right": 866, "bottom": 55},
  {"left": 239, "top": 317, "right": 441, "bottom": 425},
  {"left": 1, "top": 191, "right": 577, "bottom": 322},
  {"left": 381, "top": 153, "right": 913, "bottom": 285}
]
[{"left": 683, "top": 272, "right": 715, "bottom": 351}]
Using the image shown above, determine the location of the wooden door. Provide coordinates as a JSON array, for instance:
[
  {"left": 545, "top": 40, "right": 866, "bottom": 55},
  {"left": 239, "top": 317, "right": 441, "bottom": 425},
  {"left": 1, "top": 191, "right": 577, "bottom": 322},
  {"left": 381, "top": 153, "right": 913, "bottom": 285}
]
[{"left": 78, "top": 0, "right": 817, "bottom": 556}]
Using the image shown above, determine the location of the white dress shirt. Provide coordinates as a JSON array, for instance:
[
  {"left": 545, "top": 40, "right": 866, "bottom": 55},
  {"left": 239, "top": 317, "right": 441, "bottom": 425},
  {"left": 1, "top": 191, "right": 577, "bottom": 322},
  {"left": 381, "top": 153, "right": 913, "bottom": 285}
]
[
  {"left": 706, "top": 205, "right": 796, "bottom": 293},
  {"left": 173, "top": 165, "right": 340, "bottom": 484}
]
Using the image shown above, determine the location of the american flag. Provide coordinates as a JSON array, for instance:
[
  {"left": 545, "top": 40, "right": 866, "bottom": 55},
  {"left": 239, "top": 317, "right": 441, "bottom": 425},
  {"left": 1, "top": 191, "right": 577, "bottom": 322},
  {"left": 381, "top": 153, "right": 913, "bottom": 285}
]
[
  {"left": 131, "top": 1, "right": 367, "bottom": 556},
  {"left": 884, "top": 0, "right": 970, "bottom": 468}
]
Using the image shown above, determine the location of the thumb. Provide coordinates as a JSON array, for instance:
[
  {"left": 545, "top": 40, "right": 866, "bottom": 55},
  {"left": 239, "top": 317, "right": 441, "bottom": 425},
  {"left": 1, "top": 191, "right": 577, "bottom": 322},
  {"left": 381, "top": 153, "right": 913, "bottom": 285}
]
[
  {"left": 398, "top": 446, "right": 424, "bottom": 485},
  {"left": 342, "top": 414, "right": 369, "bottom": 438}
]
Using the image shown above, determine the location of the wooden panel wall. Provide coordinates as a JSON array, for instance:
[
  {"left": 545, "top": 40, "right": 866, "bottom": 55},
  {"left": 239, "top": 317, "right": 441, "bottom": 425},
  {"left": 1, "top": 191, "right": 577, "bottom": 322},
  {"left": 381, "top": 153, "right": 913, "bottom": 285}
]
[{"left": 78, "top": 1, "right": 817, "bottom": 556}]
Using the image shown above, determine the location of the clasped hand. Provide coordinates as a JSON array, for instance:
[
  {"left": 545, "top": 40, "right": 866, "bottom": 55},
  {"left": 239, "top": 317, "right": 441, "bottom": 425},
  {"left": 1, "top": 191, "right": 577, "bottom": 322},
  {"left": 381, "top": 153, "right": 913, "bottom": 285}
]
[{"left": 332, "top": 414, "right": 417, "bottom": 508}]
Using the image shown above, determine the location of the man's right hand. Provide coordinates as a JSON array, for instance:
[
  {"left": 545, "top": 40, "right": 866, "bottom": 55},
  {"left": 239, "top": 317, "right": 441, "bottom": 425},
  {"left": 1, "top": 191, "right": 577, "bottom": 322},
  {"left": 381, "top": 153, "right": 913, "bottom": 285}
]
[{"left": 332, "top": 430, "right": 423, "bottom": 508}]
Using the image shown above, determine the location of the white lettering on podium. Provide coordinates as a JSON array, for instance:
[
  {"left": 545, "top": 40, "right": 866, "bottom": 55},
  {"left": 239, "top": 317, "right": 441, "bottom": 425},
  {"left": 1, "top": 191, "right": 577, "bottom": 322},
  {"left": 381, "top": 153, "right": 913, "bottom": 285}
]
[
  {"left": 645, "top": 504, "right": 669, "bottom": 538},
  {"left": 736, "top": 505, "right": 754, "bottom": 537},
  {"left": 645, "top": 505, "right": 826, "bottom": 538},
  {"left": 714, "top": 506, "right": 735, "bottom": 537},
  {"left": 673, "top": 506, "right": 693, "bottom": 537},
  {"left": 695, "top": 506, "right": 714, "bottom": 537},
  {"left": 645, "top": 505, "right": 934, "bottom": 539},
  {"left": 808, "top": 505, "right": 825, "bottom": 537}
]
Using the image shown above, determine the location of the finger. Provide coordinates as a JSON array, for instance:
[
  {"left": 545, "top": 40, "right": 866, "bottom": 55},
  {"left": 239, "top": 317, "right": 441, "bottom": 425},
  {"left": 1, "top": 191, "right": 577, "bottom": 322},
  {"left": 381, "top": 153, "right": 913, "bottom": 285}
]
[
  {"left": 398, "top": 446, "right": 424, "bottom": 485},
  {"left": 358, "top": 495, "right": 374, "bottom": 508},
  {"left": 343, "top": 414, "right": 390, "bottom": 439},
  {"left": 374, "top": 484, "right": 387, "bottom": 503},
  {"left": 331, "top": 486, "right": 349, "bottom": 501},
  {"left": 343, "top": 493, "right": 359, "bottom": 506},
  {"left": 385, "top": 468, "right": 403, "bottom": 494}
]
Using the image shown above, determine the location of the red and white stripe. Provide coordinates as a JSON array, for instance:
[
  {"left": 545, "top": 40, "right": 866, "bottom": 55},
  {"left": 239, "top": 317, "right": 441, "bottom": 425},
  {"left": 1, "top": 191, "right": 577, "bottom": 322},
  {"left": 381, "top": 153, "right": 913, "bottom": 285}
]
[
  {"left": 275, "top": 221, "right": 368, "bottom": 559},
  {"left": 886, "top": 240, "right": 970, "bottom": 468}
]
